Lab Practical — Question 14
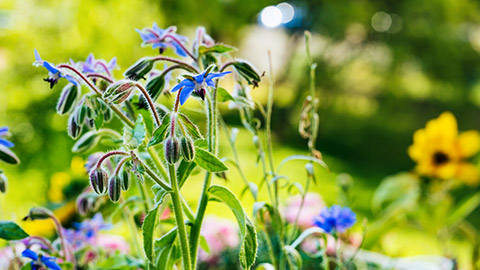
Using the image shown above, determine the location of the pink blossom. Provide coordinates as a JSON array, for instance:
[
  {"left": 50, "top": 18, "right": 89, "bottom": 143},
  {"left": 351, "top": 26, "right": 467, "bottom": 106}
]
[
  {"left": 199, "top": 216, "right": 240, "bottom": 263},
  {"left": 95, "top": 234, "right": 130, "bottom": 254},
  {"left": 301, "top": 234, "right": 336, "bottom": 255},
  {"left": 284, "top": 192, "right": 325, "bottom": 229}
]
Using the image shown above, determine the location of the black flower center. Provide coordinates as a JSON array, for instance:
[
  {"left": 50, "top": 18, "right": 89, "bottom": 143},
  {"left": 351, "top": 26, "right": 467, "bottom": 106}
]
[{"left": 433, "top": 151, "right": 449, "bottom": 165}]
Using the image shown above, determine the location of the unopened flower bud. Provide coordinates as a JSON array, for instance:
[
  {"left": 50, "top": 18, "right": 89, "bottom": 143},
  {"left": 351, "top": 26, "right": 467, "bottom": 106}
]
[
  {"left": 89, "top": 168, "right": 108, "bottom": 195},
  {"left": 103, "top": 80, "right": 135, "bottom": 104},
  {"left": 76, "top": 193, "right": 94, "bottom": 216},
  {"left": 56, "top": 85, "right": 79, "bottom": 115},
  {"left": 23, "top": 207, "right": 53, "bottom": 221},
  {"left": 103, "top": 108, "right": 112, "bottom": 122},
  {"left": 0, "top": 171, "right": 7, "bottom": 193},
  {"left": 120, "top": 170, "right": 130, "bottom": 191},
  {"left": 85, "top": 107, "right": 95, "bottom": 129},
  {"left": 180, "top": 137, "right": 195, "bottom": 162},
  {"left": 74, "top": 105, "right": 87, "bottom": 126},
  {"left": 124, "top": 58, "right": 154, "bottom": 81},
  {"left": 0, "top": 145, "right": 20, "bottom": 165},
  {"left": 108, "top": 175, "right": 122, "bottom": 202},
  {"left": 68, "top": 114, "right": 82, "bottom": 139},
  {"left": 165, "top": 137, "right": 180, "bottom": 164}
]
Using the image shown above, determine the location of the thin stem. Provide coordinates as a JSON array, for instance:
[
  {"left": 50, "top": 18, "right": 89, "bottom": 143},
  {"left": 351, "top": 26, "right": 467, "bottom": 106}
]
[
  {"left": 181, "top": 196, "right": 196, "bottom": 224},
  {"left": 94, "top": 62, "right": 112, "bottom": 77},
  {"left": 164, "top": 34, "right": 198, "bottom": 62},
  {"left": 169, "top": 164, "right": 192, "bottom": 270},
  {"left": 266, "top": 51, "right": 277, "bottom": 207},
  {"left": 135, "top": 172, "right": 151, "bottom": 213},
  {"left": 147, "top": 148, "right": 169, "bottom": 181},
  {"left": 121, "top": 204, "right": 142, "bottom": 258},
  {"left": 189, "top": 90, "right": 215, "bottom": 267},
  {"left": 95, "top": 151, "right": 129, "bottom": 170},
  {"left": 113, "top": 156, "right": 130, "bottom": 176},
  {"left": 57, "top": 64, "right": 135, "bottom": 128},
  {"left": 86, "top": 73, "right": 114, "bottom": 83},
  {"left": 150, "top": 56, "right": 199, "bottom": 73},
  {"left": 50, "top": 215, "right": 75, "bottom": 265},
  {"left": 130, "top": 151, "right": 171, "bottom": 191},
  {"left": 219, "top": 118, "right": 256, "bottom": 200},
  {"left": 219, "top": 61, "right": 235, "bottom": 72},
  {"left": 134, "top": 82, "right": 161, "bottom": 127}
]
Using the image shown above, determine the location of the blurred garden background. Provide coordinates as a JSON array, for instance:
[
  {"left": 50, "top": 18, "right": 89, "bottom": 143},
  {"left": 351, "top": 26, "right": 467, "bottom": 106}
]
[{"left": 1, "top": 0, "right": 480, "bottom": 268}]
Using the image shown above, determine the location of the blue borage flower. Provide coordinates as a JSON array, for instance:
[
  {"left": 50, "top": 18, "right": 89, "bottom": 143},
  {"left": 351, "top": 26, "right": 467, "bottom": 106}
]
[
  {"left": 64, "top": 213, "right": 112, "bottom": 249},
  {"left": 34, "top": 49, "right": 79, "bottom": 88},
  {"left": 136, "top": 23, "right": 189, "bottom": 57},
  {"left": 22, "top": 249, "right": 61, "bottom": 270},
  {"left": 313, "top": 205, "right": 356, "bottom": 234},
  {"left": 0, "top": 126, "right": 14, "bottom": 148},
  {"left": 70, "top": 53, "right": 117, "bottom": 75},
  {"left": 171, "top": 68, "right": 231, "bottom": 105}
]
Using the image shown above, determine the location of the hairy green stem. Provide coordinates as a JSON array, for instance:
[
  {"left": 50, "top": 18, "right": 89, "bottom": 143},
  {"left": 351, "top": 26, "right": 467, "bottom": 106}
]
[
  {"left": 189, "top": 91, "right": 215, "bottom": 267},
  {"left": 169, "top": 164, "right": 192, "bottom": 270}
]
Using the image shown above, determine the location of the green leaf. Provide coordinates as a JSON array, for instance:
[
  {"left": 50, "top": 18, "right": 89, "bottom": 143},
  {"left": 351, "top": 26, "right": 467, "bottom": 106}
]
[
  {"left": 177, "top": 160, "right": 197, "bottom": 188},
  {"left": 198, "top": 44, "right": 236, "bottom": 55},
  {"left": 233, "top": 61, "right": 261, "bottom": 87},
  {"left": 199, "top": 235, "right": 210, "bottom": 254},
  {"left": 148, "top": 114, "right": 171, "bottom": 147},
  {"left": 253, "top": 202, "right": 283, "bottom": 237},
  {"left": 152, "top": 184, "right": 168, "bottom": 206},
  {"left": 208, "top": 185, "right": 257, "bottom": 269},
  {"left": 446, "top": 192, "right": 480, "bottom": 227},
  {"left": 123, "top": 114, "right": 146, "bottom": 149},
  {"left": 154, "top": 227, "right": 178, "bottom": 269},
  {"left": 194, "top": 147, "right": 228, "bottom": 172},
  {"left": 0, "top": 145, "right": 20, "bottom": 165},
  {"left": 178, "top": 113, "right": 203, "bottom": 139},
  {"left": 0, "top": 221, "right": 29, "bottom": 240},
  {"left": 217, "top": 87, "right": 235, "bottom": 103},
  {"left": 142, "top": 204, "right": 159, "bottom": 264}
]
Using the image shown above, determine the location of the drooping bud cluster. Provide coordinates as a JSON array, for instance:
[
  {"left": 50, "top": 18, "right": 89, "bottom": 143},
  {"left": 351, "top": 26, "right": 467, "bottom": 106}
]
[
  {"left": 56, "top": 85, "right": 79, "bottom": 115},
  {"left": 103, "top": 80, "right": 136, "bottom": 104},
  {"left": 76, "top": 192, "right": 101, "bottom": 216}
]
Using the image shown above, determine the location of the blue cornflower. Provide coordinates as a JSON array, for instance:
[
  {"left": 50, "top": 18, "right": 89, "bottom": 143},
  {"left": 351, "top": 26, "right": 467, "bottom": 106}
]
[
  {"left": 171, "top": 69, "right": 231, "bottom": 105},
  {"left": 22, "top": 249, "right": 61, "bottom": 270},
  {"left": 0, "top": 126, "right": 14, "bottom": 148},
  {"left": 34, "top": 49, "right": 78, "bottom": 88},
  {"left": 136, "top": 23, "right": 189, "bottom": 57},
  {"left": 313, "top": 205, "right": 356, "bottom": 234},
  {"left": 70, "top": 53, "right": 117, "bottom": 75}
]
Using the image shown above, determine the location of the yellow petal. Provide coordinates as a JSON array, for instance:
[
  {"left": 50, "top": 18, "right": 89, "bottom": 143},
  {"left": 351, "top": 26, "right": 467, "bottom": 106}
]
[
  {"left": 456, "top": 162, "right": 479, "bottom": 185},
  {"left": 458, "top": 130, "right": 480, "bottom": 158},
  {"left": 436, "top": 162, "right": 457, "bottom": 180}
]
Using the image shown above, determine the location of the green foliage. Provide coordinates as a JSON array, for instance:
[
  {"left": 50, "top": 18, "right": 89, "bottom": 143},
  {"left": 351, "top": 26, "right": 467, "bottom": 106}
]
[
  {"left": 142, "top": 204, "right": 159, "bottom": 264},
  {"left": 208, "top": 185, "right": 257, "bottom": 269},
  {"left": 194, "top": 147, "right": 228, "bottom": 172},
  {"left": 0, "top": 221, "right": 29, "bottom": 240}
]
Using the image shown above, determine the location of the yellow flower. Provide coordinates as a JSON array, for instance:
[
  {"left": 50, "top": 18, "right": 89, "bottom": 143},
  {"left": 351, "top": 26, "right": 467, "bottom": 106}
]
[
  {"left": 408, "top": 112, "right": 480, "bottom": 185},
  {"left": 48, "top": 172, "right": 71, "bottom": 202}
]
